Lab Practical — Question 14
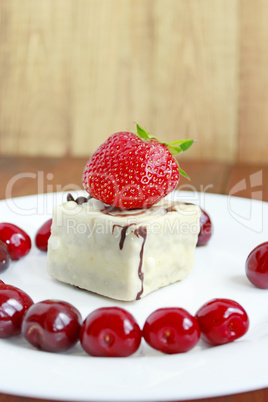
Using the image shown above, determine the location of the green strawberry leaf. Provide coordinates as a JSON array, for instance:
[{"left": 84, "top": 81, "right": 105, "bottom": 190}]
[
  {"left": 135, "top": 123, "right": 159, "bottom": 141},
  {"left": 168, "top": 139, "right": 194, "bottom": 152},
  {"left": 167, "top": 145, "right": 183, "bottom": 155},
  {"left": 165, "top": 139, "right": 195, "bottom": 155},
  {"left": 177, "top": 163, "right": 190, "bottom": 180},
  {"left": 134, "top": 123, "right": 194, "bottom": 180},
  {"left": 136, "top": 124, "right": 150, "bottom": 140}
]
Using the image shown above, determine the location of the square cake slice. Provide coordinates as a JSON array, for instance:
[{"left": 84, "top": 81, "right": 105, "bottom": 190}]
[{"left": 47, "top": 198, "right": 200, "bottom": 301}]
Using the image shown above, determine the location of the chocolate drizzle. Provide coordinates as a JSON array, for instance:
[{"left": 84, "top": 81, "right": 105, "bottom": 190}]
[
  {"left": 66, "top": 193, "right": 75, "bottom": 202},
  {"left": 164, "top": 205, "right": 177, "bottom": 213},
  {"left": 134, "top": 226, "right": 147, "bottom": 300},
  {"left": 67, "top": 193, "right": 92, "bottom": 205},
  {"left": 112, "top": 224, "right": 147, "bottom": 300},
  {"left": 101, "top": 205, "right": 147, "bottom": 217},
  {"left": 112, "top": 223, "right": 136, "bottom": 250},
  {"left": 101, "top": 203, "right": 180, "bottom": 217}
]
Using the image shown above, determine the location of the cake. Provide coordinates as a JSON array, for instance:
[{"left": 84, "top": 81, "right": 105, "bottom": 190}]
[{"left": 47, "top": 197, "right": 200, "bottom": 301}]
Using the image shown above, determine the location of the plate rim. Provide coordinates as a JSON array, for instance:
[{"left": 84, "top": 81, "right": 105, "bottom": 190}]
[{"left": 0, "top": 191, "right": 267, "bottom": 401}]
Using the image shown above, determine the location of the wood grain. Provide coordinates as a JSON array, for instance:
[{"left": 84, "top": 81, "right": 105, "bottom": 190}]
[
  {"left": 0, "top": 0, "right": 73, "bottom": 156},
  {"left": 225, "top": 163, "right": 268, "bottom": 202},
  {"left": 150, "top": 0, "right": 239, "bottom": 163},
  {"left": 1, "top": 388, "right": 268, "bottom": 402},
  {"left": 0, "top": 0, "right": 240, "bottom": 162},
  {"left": 239, "top": 0, "right": 268, "bottom": 164}
]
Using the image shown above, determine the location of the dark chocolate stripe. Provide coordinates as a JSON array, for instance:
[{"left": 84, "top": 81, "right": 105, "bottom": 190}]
[
  {"left": 112, "top": 224, "right": 147, "bottom": 300},
  {"left": 134, "top": 226, "right": 147, "bottom": 300},
  {"left": 112, "top": 224, "right": 136, "bottom": 250},
  {"left": 101, "top": 206, "right": 147, "bottom": 217}
]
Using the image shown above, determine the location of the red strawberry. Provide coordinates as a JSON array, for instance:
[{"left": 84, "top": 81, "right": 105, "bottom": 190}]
[{"left": 83, "top": 124, "right": 194, "bottom": 209}]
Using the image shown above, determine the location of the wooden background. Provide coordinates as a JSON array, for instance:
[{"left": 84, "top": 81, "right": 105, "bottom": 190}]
[{"left": 0, "top": 0, "right": 268, "bottom": 164}]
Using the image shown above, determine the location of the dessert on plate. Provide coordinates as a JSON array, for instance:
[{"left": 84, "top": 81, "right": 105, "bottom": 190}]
[{"left": 47, "top": 125, "right": 200, "bottom": 301}]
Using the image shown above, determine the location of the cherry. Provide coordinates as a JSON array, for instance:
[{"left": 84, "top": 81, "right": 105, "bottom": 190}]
[
  {"left": 0, "top": 284, "right": 34, "bottom": 338},
  {"left": 142, "top": 308, "right": 200, "bottom": 354},
  {"left": 0, "top": 240, "right": 10, "bottom": 272},
  {"left": 0, "top": 223, "right": 31, "bottom": 260},
  {"left": 80, "top": 307, "right": 142, "bottom": 357},
  {"left": 22, "top": 300, "right": 82, "bottom": 352},
  {"left": 245, "top": 242, "right": 268, "bottom": 289},
  {"left": 35, "top": 219, "right": 52, "bottom": 252},
  {"left": 0, "top": 280, "right": 4, "bottom": 284},
  {"left": 195, "top": 298, "right": 249, "bottom": 345},
  {"left": 197, "top": 208, "right": 213, "bottom": 246}
]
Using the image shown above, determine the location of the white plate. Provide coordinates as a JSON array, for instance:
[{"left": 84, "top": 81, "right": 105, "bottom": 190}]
[{"left": 0, "top": 191, "right": 267, "bottom": 401}]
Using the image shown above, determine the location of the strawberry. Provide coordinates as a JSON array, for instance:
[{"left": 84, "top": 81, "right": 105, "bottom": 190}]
[{"left": 83, "top": 124, "right": 194, "bottom": 209}]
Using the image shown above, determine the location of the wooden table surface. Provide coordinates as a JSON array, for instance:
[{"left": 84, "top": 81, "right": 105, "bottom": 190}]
[{"left": 0, "top": 157, "right": 267, "bottom": 402}]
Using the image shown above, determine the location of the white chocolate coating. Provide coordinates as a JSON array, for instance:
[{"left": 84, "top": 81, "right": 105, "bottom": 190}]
[{"left": 47, "top": 198, "right": 200, "bottom": 301}]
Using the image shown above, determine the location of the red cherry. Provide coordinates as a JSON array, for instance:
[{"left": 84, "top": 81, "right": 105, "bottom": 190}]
[
  {"left": 197, "top": 209, "right": 213, "bottom": 246},
  {"left": 0, "top": 284, "right": 34, "bottom": 338},
  {"left": 143, "top": 308, "right": 200, "bottom": 354},
  {"left": 0, "top": 280, "right": 4, "bottom": 284},
  {"left": 195, "top": 298, "right": 249, "bottom": 345},
  {"left": 245, "top": 242, "right": 268, "bottom": 289},
  {"left": 22, "top": 300, "right": 82, "bottom": 353},
  {"left": 0, "top": 223, "right": 31, "bottom": 260},
  {"left": 35, "top": 219, "right": 52, "bottom": 252},
  {"left": 80, "top": 307, "right": 142, "bottom": 357},
  {"left": 0, "top": 240, "right": 10, "bottom": 272}
]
